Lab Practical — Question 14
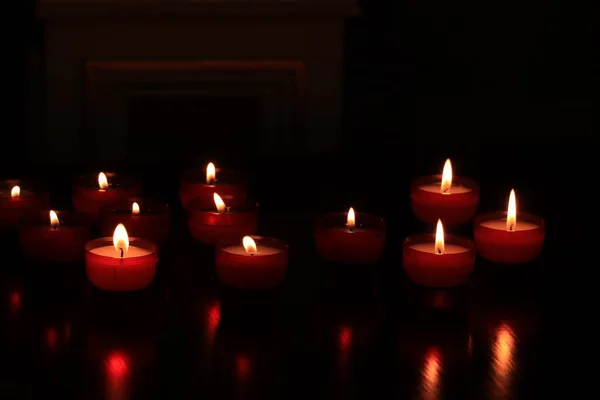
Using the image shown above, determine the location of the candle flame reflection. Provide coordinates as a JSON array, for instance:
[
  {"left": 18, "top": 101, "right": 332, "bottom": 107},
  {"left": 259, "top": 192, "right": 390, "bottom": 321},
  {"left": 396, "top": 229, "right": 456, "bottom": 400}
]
[
  {"left": 50, "top": 210, "right": 59, "bottom": 229},
  {"left": 338, "top": 325, "right": 353, "bottom": 363},
  {"left": 132, "top": 202, "right": 140, "bottom": 216},
  {"left": 347, "top": 207, "right": 355, "bottom": 231},
  {"left": 434, "top": 219, "right": 445, "bottom": 255},
  {"left": 213, "top": 193, "right": 226, "bottom": 213},
  {"left": 419, "top": 348, "right": 442, "bottom": 400},
  {"left": 207, "top": 162, "right": 216, "bottom": 184},
  {"left": 98, "top": 172, "right": 108, "bottom": 190},
  {"left": 441, "top": 159, "right": 452, "bottom": 194},
  {"left": 11, "top": 185, "right": 20, "bottom": 198},
  {"left": 507, "top": 189, "right": 517, "bottom": 232},
  {"left": 113, "top": 224, "right": 129, "bottom": 256},
  {"left": 489, "top": 323, "right": 517, "bottom": 398},
  {"left": 243, "top": 236, "right": 257, "bottom": 255}
]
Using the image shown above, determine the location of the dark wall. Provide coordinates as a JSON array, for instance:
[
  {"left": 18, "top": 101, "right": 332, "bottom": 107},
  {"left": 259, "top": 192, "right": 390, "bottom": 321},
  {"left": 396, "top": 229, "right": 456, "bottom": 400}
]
[{"left": 2, "top": 0, "right": 593, "bottom": 169}]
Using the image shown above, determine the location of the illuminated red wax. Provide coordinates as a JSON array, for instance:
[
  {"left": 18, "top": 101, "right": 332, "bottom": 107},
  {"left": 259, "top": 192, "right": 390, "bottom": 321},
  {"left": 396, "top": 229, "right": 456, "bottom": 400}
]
[
  {"left": 403, "top": 222, "right": 476, "bottom": 287},
  {"left": 410, "top": 159, "right": 479, "bottom": 225},
  {"left": 179, "top": 164, "right": 247, "bottom": 210},
  {"left": 99, "top": 198, "right": 170, "bottom": 244},
  {"left": 314, "top": 209, "right": 386, "bottom": 264},
  {"left": 474, "top": 212, "right": 545, "bottom": 263},
  {"left": 188, "top": 197, "right": 258, "bottom": 246},
  {"left": 0, "top": 180, "right": 49, "bottom": 229},
  {"left": 19, "top": 210, "right": 91, "bottom": 263},
  {"left": 215, "top": 236, "right": 288, "bottom": 290},
  {"left": 72, "top": 173, "right": 140, "bottom": 219},
  {"left": 474, "top": 189, "right": 545, "bottom": 263},
  {"left": 85, "top": 232, "right": 158, "bottom": 291}
]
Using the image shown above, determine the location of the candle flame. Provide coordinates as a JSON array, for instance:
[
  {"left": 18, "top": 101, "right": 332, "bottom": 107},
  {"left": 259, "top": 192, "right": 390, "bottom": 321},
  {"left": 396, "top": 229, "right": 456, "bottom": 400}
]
[
  {"left": 435, "top": 219, "right": 445, "bottom": 255},
  {"left": 49, "top": 210, "right": 59, "bottom": 228},
  {"left": 347, "top": 207, "right": 355, "bottom": 231},
  {"left": 98, "top": 172, "right": 108, "bottom": 190},
  {"left": 132, "top": 202, "right": 140, "bottom": 216},
  {"left": 113, "top": 223, "right": 129, "bottom": 256},
  {"left": 440, "top": 159, "right": 452, "bottom": 194},
  {"left": 507, "top": 189, "right": 517, "bottom": 232},
  {"left": 206, "top": 162, "right": 216, "bottom": 184},
  {"left": 10, "top": 185, "right": 20, "bottom": 198},
  {"left": 242, "top": 236, "right": 257, "bottom": 255},
  {"left": 213, "top": 193, "right": 226, "bottom": 213}
]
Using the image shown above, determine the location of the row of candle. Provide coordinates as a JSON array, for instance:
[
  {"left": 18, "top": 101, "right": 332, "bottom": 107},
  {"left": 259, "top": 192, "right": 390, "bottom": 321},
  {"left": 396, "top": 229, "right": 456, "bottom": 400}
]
[{"left": 0, "top": 160, "right": 545, "bottom": 292}]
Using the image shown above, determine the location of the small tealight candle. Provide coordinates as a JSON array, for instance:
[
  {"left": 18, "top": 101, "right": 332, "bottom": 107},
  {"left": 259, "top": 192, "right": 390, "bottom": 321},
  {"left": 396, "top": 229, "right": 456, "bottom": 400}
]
[
  {"left": 410, "top": 159, "right": 479, "bottom": 225},
  {"left": 85, "top": 224, "right": 158, "bottom": 291},
  {"left": 215, "top": 235, "right": 289, "bottom": 290},
  {"left": 314, "top": 207, "right": 386, "bottom": 264},
  {"left": 99, "top": 198, "right": 170, "bottom": 244},
  {"left": 72, "top": 172, "right": 140, "bottom": 219},
  {"left": 179, "top": 162, "right": 247, "bottom": 210},
  {"left": 474, "top": 189, "right": 545, "bottom": 263},
  {"left": 188, "top": 193, "right": 258, "bottom": 245},
  {"left": 19, "top": 210, "right": 91, "bottom": 263},
  {"left": 403, "top": 220, "right": 476, "bottom": 287},
  {"left": 0, "top": 180, "right": 49, "bottom": 230}
]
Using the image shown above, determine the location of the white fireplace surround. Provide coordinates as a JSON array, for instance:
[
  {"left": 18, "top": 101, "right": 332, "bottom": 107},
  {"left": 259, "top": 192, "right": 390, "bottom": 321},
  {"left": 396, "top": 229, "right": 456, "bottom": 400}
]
[{"left": 36, "top": 0, "right": 359, "bottom": 163}]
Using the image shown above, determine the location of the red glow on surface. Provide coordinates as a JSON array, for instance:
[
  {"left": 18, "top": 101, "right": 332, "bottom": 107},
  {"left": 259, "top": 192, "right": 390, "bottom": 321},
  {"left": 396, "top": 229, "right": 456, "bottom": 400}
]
[
  {"left": 235, "top": 355, "right": 251, "bottom": 381},
  {"left": 46, "top": 328, "right": 58, "bottom": 349},
  {"left": 9, "top": 291, "right": 21, "bottom": 315},
  {"left": 206, "top": 301, "right": 221, "bottom": 342},
  {"left": 106, "top": 352, "right": 129, "bottom": 379},
  {"left": 338, "top": 325, "right": 352, "bottom": 352}
]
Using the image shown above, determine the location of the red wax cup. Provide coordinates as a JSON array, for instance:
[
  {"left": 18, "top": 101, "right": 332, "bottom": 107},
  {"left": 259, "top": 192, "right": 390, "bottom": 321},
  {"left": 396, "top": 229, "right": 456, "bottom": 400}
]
[
  {"left": 473, "top": 211, "right": 545, "bottom": 264},
  {"left": 215, "top": 236, "right": 289, "bottom": 290},
  {"left": 0, "top": 180, "right": 49, "bottom": 230},
  {"left": 188, "top": 199, "right": 258, "bottom": 246},
  {"left": 85, "top": 237, "right": 158, "bottom": 291},
  {"left": 179, "top": 168, "right": 247, "bottom": 211},
  {"left": 403, "top": 233, "right": 476, "bottom": 287},
  {"left": 72, "top": 173, "right": 140, "bottom": 219},
  {"left": 99, "top": 198, "right": 170, "bottom": 245},
  {"left": 19, "top": 210, "right": 91, "bottom": 263},
  {"left": 314, "top": 212, "right": 386, "bottom": 264},
  {"left": 410, "top": 175, "right": 479, "bottom": 226}
]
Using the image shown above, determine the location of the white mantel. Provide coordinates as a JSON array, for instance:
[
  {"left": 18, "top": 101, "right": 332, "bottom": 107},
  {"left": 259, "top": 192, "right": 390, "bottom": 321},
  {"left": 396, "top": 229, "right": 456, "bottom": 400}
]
[{"left": 36, "top": 0, "right": 359, "bottom": 163}]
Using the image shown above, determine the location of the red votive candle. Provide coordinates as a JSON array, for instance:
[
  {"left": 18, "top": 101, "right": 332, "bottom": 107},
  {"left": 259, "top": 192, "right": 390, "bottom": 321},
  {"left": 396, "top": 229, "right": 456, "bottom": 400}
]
[
  {"left": 85, "top": 224, "right": 158, "bottom": 291},
  {"left": 0, "top": 180, "right": 49, "bottom": 230},
  {"left": 410, "top": 159, "right": 479, "bottom": 226},
  {"left": 473, "top": 189, "right": 545, "bottom": 263},
  {"left": 215, "top": 235, "right": 288, "bottom": 290},
  {"left": 99, "top": 198, "right": 170, "bottom": 245},
  {"left": 403, "top": 220, "right": 476, "bottom": 287},
  {"left": 19, "top": 210, "right": 91, "bottom": 263},
  {"left": 188, "top": 193, "right": 258, "bottom": 246},
  {"left": 314, "top": 208, "right": 386, "bottom": 264},
  {"left": 179, "top": 162, "right": 247, "bottom": 210},
  {"left": 72, "top": 172, "right": 140, "bottom": 219}
]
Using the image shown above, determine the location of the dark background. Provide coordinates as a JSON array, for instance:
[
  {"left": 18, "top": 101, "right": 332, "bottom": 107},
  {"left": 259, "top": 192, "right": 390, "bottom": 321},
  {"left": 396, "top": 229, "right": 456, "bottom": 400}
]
[{"left": 1, "top": 0, "right": 593, "bottom": 398}]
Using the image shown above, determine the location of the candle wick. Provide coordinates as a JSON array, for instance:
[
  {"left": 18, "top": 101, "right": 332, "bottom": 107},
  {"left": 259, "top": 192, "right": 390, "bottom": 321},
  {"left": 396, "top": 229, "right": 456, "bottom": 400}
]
[
  {"left": 53, "top": 225, "right": 57, "bottom": 230},
  {"left": 508, "top": 224, "right": 515, "bottom": 232},
  {"left": 348, "top": 226, "right": 355, "bottom": 232},
  {"left": 442, "top": 187, "right": 450, "bottom": 194},
  {"left": 119, "top": 248, "right": 124, "bottom": 258}
]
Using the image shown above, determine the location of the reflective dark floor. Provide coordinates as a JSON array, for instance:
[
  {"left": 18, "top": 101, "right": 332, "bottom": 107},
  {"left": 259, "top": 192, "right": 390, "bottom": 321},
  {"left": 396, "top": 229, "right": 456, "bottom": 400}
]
[
  {"left": 0, "top": 211, "right": 543, "bottom": 399},
  {"left": 0, "top": 145, "right": 575, "bottom": 399}
]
